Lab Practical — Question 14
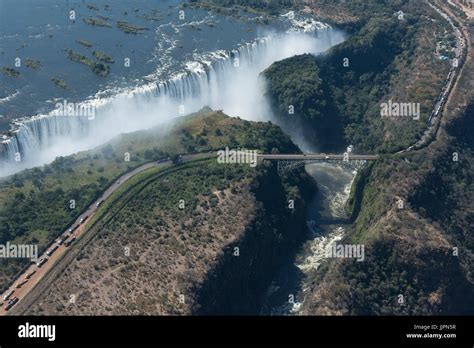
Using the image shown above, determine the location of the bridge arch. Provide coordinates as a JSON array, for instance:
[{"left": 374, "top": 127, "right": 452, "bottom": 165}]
[{"left": 272, "top": 159, "right": 368, "bottom": 176}]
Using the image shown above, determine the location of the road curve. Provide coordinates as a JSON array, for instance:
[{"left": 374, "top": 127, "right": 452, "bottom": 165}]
[
  {"left": 0, "top": 0, "right": 468, "bottom": 315},
  {"left": 397, "top": 0, "right": 468, "bottom": 154},
  {"left": 0, "top": 153, "right": 212, "bottom": 315}
]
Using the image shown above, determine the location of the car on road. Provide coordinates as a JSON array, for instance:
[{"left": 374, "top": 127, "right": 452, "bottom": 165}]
[
  {"left": 3, "top": 290, "right": 14, "bottom": 301},
  {"left": 4, "top": 296, "right": 19, "bottom": 311},
  {"left": 96, "top": 200, "right": 104, "bottom": 207},
  {"left": 15, "top": 279, "right": 28, "bottom": 288},
  {"left": 79, "top": 215, "right": 88, "bottom": 224},
  {"left": 325, "top": 155, "right": 330, "bottom": 160},
  {"left": 36, "top": 258, "right": 47, "bottom": 267},
  {"left": 24, "top": 270, "right": 36, "bottom": 280},
  {"left": 57, "top": 235, "right": 69, "bottom": 245},
  {"left": 46, "top": 245, "right": 59, "bottom": 256}
]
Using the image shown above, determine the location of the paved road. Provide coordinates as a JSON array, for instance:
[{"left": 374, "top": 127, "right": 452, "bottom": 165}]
[
  {"left": 0, "top": 153, "right": 212, "bottom": 315},
  {"left": 258, "top": 154, "right": 379, "bottom": 161},
  {"left": 397, "top": 0, "right": 467, "bottom": 154},
  {"left": 0, "top": 0, "right": 468, "bottom": 315}
]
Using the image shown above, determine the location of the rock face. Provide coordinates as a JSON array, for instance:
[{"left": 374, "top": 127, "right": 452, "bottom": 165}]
[
  {"left": 300, "top": 104, "right": 474, "bottom": 315},
  {"left": 261, "top": 0, "right": 474, "bottom": 315},
  {"left": 20, "top": 112, "right": 316, "bottom": 315},
  {"left": 263, "top": 54, "right": 342, "bottom": 151},
  {"left": 194, "top": 165, "right": 313, "bottom": 315}
]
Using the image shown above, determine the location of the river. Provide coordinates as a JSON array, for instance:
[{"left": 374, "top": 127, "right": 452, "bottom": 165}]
[
  {"left": 1, "top": 3, "right": 353, "bottom": 314},
  {"left": 0, "top": 1, "right": 345, "bottom": 177},
  {"left": 261, "top": 162, "right": 356, "bottom": 315}
]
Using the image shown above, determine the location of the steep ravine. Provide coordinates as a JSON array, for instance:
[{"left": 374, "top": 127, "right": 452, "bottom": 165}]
[
  {"left": 260, "top": 163, "right": 357, "bottom": 315},
  {"left": 193, "top": 163, "right": 316, "bottom": 314}
]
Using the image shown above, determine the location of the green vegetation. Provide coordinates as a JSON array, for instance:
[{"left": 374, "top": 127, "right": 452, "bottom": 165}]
[
  {"left": 136, "top": 13, "right": 162, "bottom": 22},
  {"left": 305, "top": 136, "right": 474, "bottom": 315},
  {"left": 92, "top": 50, "right": 114, "bottom": 64},
  {"left": 25, "top": 58, "right": 41, "bottom": 70},
  {"left": 335, "top": 238, "right": 469, "bottom": 315},
  {"left": 25, "top": 150, "right": 315, "bottom": 314},
  {"left": 264, "top": 54, "right": 342, "bottom": 150},
  {"left": 304, "top": 90, "right": 474, "bottom": 315},
  {"left": 51, "top": 78, "right": 67, "bottom": 89},
  {"left": 345, "top": 139, "right": 474, "bottom": 314},
  {"left": 64, "top": 49, "right": 110, "bottom": 77},
  {"left": 264, "top": 5, "right": 447, "bottom": 153},
  {"left": 116, "top": 20, "right": 149, "bottom": 34},
  {"left": 0, "top": 109, "right": 302, "bottom": 293},
  {"left": 187, "top": 0, "right": 296, "bottom": 17},
  {"left": 76, "top": 40, "right": 93, "bottom": 48},
  {"left": 0, "top": 67, "right": 20, "bottom": 78},
  {"left": 345, "top": 163, "right": 373, "bottom": 221},
  {"left": 412, "top": 101, "right": 474, "bottom": 263},
  {"left": 83, "top": 17, "right": 112, "bottom": 28},
  {"left": 86, "top": 4, "right": 99, "bottom": 11},
  {"left": 260, "top": 0, "right": 473, "bottom": 315}
]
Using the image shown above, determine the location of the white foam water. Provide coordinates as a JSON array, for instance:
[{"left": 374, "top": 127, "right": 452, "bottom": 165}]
[{"left": 0, "top": 26, "right": 345, "bottom": 177}]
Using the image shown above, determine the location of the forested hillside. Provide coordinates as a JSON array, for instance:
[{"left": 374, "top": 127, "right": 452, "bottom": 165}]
[
  {"left": 17, "top": 110, "right": 317, "bottom": 315},
  {"left": 0, "top": 108, "right": 305, "bottom": 294},
  {"left": 263, "top": 5, "right": 447, "bottom": 152},
  {"left": 261, "top": 0, "right": 474, "bottom": 315}
]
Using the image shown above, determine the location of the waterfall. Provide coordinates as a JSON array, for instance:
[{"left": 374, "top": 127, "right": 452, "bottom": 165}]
[{"left": 0, "top": 27, "right": 345, "bottom": 176}]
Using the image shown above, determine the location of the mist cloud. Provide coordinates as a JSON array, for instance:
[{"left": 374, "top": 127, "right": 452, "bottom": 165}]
[{"left": 0, "top": 29, "right": 345, "bottom": 177}]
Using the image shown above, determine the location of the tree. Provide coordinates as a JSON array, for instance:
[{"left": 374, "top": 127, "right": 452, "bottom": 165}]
[{"left": 144, "top": 149, "right": 153, "bottom": 160}]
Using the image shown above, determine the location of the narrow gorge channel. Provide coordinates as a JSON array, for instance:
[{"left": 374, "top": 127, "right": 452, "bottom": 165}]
[{"left": 261, "top": 163, "right": 356, "bottom": 315}]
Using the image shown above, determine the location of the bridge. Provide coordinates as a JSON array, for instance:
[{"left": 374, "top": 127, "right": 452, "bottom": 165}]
[
  {"left": 257, "top": 153, "right": 378, "bottom": 176},
  {"left": 258, "top": 154, "right": 378, "bottom": 161}
]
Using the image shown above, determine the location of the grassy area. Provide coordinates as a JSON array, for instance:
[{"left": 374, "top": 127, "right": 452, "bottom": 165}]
[
  {"left": 92, "top": 50, "right": 114, "bottom": 64},
  {"left": 86, "top": 164, "right": 173, "bottom": 228},
  {"left": 76, "top": 40, "right": 93, "bottom": 48},
  {"left": 186, "top": 0, "right": 296, "bottom": 17},
  {"left": 51, "top": 78, "right": 67, "bottom": 89},
  {"left": 64, "top": 49, "right": 109, "bottom": 77},
  {"left": 0, "top": 67, "right": 20, "bottom": 78},
  {"left": 25, "top": 58, "right": 41, "bottom": 70},
  {"left": 25, "top": 151, "right": 315, "bottom": 314},
  {"left": 0, "top": 108, "right": 299, "bottom": 293},
  {"left": 83, "top": 17, "right": 112, "bottom": 28},
  {"left": 260, "top": 0, "right": 474, "bottom": 315},
  {"left": 263, "top": 2, "right": 449, "bottom": 153},
  {"left": 116, "top": 20, "right": 149, "bottom": 34}
]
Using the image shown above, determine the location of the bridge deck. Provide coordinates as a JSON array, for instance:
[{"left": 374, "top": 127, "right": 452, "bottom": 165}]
[{"left": 258, "top": 154, "right": 378, "bottom": 161}]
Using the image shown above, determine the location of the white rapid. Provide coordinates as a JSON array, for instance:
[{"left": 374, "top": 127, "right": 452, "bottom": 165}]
[
  {"left": 0, "top": 27, "right": 345, "bottom": 177},
  {"left": 262, "top": 163, "right": 356, "bottom": 315}
]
